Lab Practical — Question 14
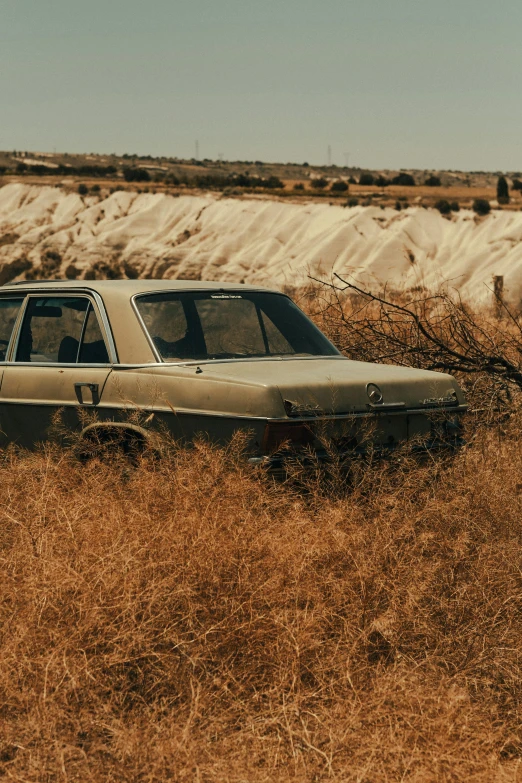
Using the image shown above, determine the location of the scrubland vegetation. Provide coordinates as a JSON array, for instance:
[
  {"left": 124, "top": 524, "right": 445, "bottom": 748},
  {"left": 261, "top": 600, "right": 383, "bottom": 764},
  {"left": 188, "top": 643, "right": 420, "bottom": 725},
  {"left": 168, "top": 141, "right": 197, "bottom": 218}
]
[
  {"left": 3, "top": 150, "right": 522, "bottom": 211},
  {"left": 1, "top": 285, "right": 522, "bottom": 781}
]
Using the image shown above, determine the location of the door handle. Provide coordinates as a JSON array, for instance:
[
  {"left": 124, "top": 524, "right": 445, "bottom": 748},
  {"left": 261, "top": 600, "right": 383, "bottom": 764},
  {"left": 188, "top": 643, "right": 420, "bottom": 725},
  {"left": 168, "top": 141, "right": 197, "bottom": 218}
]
[{"left": 74, "top": 382, "right": 100, "bottom": 405}]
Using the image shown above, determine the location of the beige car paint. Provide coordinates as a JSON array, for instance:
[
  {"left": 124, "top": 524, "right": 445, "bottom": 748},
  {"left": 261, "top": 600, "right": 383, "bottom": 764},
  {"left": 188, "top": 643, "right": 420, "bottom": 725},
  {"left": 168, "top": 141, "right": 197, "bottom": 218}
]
[
  {"left": 0, "top": 365, "right": 112, "bottom": 446},
  {"left": 0, "top": 279, "right": 467, "bottom": 457}
]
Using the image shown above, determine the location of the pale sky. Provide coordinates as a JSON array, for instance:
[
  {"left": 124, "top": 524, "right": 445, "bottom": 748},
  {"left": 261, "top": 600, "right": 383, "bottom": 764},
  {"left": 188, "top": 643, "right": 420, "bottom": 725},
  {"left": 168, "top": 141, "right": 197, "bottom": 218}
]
[{"left": 2, "top": 0, "right": 521, "bottom": 170}]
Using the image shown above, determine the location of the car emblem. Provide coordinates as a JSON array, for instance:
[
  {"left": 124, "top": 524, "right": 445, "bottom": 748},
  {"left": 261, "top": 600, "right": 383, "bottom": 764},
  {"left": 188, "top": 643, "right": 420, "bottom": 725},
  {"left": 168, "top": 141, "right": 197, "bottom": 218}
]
[{"left": 367, "top": 383, "right": 384, "bottom": 405}]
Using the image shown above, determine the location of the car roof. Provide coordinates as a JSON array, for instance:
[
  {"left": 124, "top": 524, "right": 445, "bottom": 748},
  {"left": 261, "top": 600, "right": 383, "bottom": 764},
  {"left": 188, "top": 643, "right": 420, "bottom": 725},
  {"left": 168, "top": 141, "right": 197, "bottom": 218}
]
[
  {"left": 1, "top": 279, "right": 277, "bottom": 296},
  {"left": 0, "top": 278, "right": 286, "bottom": 364}
]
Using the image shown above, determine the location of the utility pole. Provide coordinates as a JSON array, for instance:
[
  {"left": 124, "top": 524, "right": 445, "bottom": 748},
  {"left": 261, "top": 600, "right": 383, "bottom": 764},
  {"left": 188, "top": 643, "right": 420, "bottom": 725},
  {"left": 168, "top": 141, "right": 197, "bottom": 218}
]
[
  {"left": 327, "top": 145, "right": 332, "bottom": 167},
  {"left": 195, "top": 140, "right": 199, "bottom": 160}
]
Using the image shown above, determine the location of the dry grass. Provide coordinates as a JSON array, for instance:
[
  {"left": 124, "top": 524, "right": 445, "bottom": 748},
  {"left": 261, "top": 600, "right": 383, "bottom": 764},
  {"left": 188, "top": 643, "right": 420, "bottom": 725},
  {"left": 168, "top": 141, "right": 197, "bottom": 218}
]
[{"left": 1, "top": 420, "right": 522, "bottom": 781}]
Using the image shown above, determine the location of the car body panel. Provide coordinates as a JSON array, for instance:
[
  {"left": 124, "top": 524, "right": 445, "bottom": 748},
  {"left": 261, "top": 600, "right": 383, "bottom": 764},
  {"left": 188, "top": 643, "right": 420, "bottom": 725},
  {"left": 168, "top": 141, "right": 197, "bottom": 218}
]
[
  {"left": 183, "top": 357, "right": 465, "bottom": 412},
  {"left": 0, "top": 365, "right": 112, "bottom": 446},
  {"left": 102, "top": 359, "right": 463, "bottom": 420},
  {"left": 0, "top": 279, "right": 467, "bottom": 458}
]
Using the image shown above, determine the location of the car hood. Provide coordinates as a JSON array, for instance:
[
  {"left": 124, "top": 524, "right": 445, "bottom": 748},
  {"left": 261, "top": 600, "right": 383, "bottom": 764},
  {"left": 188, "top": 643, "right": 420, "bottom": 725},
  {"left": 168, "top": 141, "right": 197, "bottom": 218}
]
[{"left": 131, "top": 357, "right": 465, "bottom": 418}]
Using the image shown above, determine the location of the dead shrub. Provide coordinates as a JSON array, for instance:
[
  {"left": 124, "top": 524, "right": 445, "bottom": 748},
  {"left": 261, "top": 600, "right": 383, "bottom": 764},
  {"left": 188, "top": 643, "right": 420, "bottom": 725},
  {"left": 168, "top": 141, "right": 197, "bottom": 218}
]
[
  {"left": 306, "top": 276, "right": 522, "bottom": 428},
  {"left": 0, "top": 417, "right": 522, "bottom": 780}
]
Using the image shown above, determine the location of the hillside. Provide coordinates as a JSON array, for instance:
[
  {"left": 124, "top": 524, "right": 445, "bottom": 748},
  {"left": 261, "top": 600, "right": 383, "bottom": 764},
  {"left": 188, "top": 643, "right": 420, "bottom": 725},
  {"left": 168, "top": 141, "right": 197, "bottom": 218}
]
[
  {"left": 1, "top": 183, "right": 522, "bottom": 303},
  {"left": 1, "top": 148, "right": 518, "bottom": 191}
]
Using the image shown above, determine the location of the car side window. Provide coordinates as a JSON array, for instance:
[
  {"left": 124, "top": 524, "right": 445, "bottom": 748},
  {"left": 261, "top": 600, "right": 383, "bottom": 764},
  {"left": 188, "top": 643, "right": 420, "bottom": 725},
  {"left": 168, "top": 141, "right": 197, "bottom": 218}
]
[
  {"left": 15, "top": 296, "right": 109, "bottom": 364},
  {"left": 78, "top": 305, "right": 110, "bottom": 363},
  {"left": 0, "top": 298, "right": 24, "bottom": 361}
]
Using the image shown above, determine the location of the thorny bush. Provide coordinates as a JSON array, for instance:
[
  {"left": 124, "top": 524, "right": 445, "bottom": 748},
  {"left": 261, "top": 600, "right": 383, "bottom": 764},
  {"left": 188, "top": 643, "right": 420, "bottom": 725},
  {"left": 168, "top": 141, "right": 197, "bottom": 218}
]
[{"left": 304, "top": 275, "right": 522, "bottom": 428}]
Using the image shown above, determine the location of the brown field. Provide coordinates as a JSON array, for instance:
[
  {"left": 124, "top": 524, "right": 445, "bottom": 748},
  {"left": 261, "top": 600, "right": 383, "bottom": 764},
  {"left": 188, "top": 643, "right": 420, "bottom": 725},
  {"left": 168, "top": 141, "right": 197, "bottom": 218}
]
[
  {"left": 5, "top": 174, "right": 522, "bottom": 212},
  {"left": 2, "top": 147, "right": 521, "bottom": 211},
  {"left": 1, "top": 289, "right": 522, "bottom": 781},
  {"left": 285, "top": 181, "right": 522, "bottom": 210}
]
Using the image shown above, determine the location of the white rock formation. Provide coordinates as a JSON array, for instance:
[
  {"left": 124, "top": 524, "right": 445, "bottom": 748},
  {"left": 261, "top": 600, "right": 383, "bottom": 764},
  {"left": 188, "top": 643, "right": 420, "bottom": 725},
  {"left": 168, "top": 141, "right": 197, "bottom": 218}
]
[{"left": 1, "top": 183, "right": 521, "bottom": 303}]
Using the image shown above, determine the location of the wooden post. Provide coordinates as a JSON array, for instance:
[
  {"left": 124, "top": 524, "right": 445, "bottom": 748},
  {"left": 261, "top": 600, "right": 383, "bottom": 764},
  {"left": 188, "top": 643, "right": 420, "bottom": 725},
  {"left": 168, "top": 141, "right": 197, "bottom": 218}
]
[{"left": 493, "top": 275, "right": 504, "bottom": 318}]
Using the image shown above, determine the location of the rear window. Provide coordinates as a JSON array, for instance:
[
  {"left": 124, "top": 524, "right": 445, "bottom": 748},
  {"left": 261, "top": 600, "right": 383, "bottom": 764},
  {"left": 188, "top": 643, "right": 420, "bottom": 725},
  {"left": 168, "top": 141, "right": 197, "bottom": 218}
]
[{"left": 136, "top": 291, "right": 339, "bottom": 361}]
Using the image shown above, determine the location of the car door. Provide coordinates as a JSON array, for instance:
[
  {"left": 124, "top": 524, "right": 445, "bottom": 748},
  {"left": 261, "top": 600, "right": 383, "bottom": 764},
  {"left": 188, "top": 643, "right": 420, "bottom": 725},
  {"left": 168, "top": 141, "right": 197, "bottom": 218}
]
[
  {"left": 0, "top": 293, "right": 114, "bottom": 447},
  {"left": 0, "top": 296, "right": 26, "bottom": 438}
]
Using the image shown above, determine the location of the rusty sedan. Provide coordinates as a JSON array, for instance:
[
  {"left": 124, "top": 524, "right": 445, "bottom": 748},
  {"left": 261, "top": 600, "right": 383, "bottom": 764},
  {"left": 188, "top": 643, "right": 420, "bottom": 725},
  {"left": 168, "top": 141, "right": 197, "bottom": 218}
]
[{"left": 0, "top": 280, "right": 467, "bottom": 462}]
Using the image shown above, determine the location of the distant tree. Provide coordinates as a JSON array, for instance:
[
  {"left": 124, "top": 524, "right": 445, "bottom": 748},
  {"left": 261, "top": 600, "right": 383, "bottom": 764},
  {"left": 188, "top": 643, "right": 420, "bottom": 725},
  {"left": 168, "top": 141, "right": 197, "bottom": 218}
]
[
  {"left": 346, "top": 197, "right": 359, "bottom": 207},
  {"left": 29, "top": 165, "right": 48, "bottom": 176},
  {"left": 434, "top": 199, "right": 451, "bottom": 215},
  {"left": 235, "top": 174, "right": 251, "bottom": 187},
  {"left": 16, "top": 162, "right": 27, "bottom": 174},
  {"left": 473, "top": 198, "right": 491, "bottom": 216},
  {"left": 53, "top": 164, "right": 116, "bottom": 178},
  {"left": 311, "top": 178, "right": 328, "bottom": 190},
  {"left": 348, "top": 176, "right": 357, "bottom": 184},
  {"left": 90, "top": 184, "right": 101, "bottom": 193},
  {"left": 293, "top": 183, "right": 305, "bottom": 191},
  {"left": 512, "top": 179, "right": 522, "bottom": 191},
  {"left": 395, "top": 200, "right": 402, "bottom": 211},
  {"left": 497, "top": 175, "right": 509, "bottom": 204},
  {"left": 450, "top": 201, "right": 460, "bottom": 212},
  {"left": 375, "top": 175, "right": 389, "bottom": 187},
  {"left": 392, "top": 173, "right": 416, "bottom": 186},
  {"left": 78, "top": 183, "right": 88, "bottom": 196},
  {"left": 0, "top": 166, "right": 7, "bottom": 176},
  {"left": 263, "top": 176, "right": 284, "bottom": 189},
  {"left": 193, "top": 174, "right": 227, "bottom": 189},
  {"left": 123, "top": 168, "right": 151, "bottom": 183},
  {"left": 302, "top": 162, "right": 309, "bottom": 167},
  {"left": 358, "top": 173, "right": 374, "bottom": 186},
  {"left": 331, "top": 180, "right": 348, "bottom": 192},
  {"left": 425, "top": 175, "right": 441, "bottom": 187}
]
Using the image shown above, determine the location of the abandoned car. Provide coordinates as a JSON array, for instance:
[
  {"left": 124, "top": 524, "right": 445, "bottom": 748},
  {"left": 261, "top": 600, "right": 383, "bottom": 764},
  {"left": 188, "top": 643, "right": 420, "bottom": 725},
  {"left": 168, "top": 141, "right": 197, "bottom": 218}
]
[{"left": 0, "top": 280, "right": 466, "bottom": 461}]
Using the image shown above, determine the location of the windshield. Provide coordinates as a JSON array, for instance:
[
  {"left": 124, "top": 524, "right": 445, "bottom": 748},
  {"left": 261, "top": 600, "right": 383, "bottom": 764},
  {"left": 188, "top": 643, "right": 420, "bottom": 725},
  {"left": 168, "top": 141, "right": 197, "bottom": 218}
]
[{"left": 135, "top": 291, "right": 339, "bottom": 361}]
